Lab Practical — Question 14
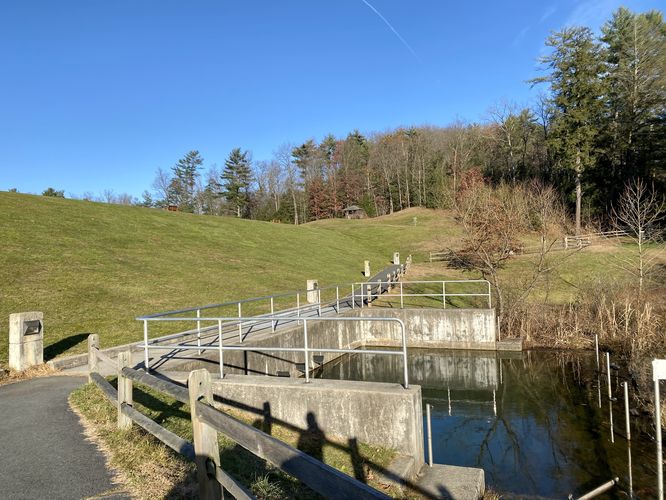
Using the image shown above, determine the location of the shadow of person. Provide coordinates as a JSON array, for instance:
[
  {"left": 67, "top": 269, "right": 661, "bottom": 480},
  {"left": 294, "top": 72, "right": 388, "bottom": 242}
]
[
  {"left": 348, "top": 437, "right": 367, "bottom": 483},
  {"left": 297, "top": 411, "right": 325, "bottom": 462}
]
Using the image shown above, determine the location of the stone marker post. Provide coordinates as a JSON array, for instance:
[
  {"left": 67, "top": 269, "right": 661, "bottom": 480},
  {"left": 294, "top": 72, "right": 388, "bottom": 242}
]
[
  {"left": 9, "top": 312, "right": 44, "bottom": 371},
  {"left": 306, "top": 279, "right": 319, "bottom": 304},
  {"left": 393, "top": 252, "right": 400, "bottom": 265},
  {"left": 364, "top": 260, "right": 371, "bottom": 278}
]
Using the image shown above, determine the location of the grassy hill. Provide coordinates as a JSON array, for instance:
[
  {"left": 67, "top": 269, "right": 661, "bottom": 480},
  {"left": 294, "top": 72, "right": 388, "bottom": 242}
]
[{"left": 0, "top": 192, "right": 457, "bottom": 363}]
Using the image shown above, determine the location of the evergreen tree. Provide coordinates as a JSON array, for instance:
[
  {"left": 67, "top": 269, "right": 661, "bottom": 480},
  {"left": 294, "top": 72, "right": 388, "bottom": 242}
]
[
  {"left": 171, "top": 150, "right": 203, "bottom": 212},
  {"left": 221, "top": 148, "right": 253, "bottom": 217},
  {"left": 42, "top": 187, "right": 65, "bottom": 197},
  {"left": 532, "top": 27, "right": 606, "bottom": 234},
  {"left": 600, "top": 9, "right": 666, "bottom": 194}
]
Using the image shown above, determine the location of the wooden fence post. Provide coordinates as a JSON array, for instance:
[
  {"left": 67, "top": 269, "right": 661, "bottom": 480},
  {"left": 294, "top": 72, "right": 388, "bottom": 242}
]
[
  {"left": 117, "top": 350, "right": 133, "bottom": 430},
  {"left": 87, "top": 334, "right": 99, "bottom": 382},
  {"left": 188, "top": 369, "right": 222, "bottom": 500}
]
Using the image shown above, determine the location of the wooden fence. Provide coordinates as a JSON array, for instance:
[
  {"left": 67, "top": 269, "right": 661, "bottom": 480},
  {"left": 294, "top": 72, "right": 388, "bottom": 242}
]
[
  {"left": 87, "top": 334, "right": 390, "bottom": 500},
  {"left": 428, "top": 230, "right": 630, "bottom": 262}
]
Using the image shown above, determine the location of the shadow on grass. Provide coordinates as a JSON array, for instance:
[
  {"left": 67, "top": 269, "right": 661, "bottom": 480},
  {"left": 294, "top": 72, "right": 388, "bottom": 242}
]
[{"left": 44, "top": 333, "right": 89, "bottom": 361}]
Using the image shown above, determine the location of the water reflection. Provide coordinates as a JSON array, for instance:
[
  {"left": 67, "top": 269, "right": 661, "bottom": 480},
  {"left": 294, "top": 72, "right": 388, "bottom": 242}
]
[{"left": 316, "top": 348, "right": 658, "bottom": 498}]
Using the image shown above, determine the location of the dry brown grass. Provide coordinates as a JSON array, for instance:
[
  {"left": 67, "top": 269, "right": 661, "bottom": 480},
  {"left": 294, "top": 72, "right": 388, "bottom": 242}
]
[{"left": 0, "top": 363, "right": 58, "bottom": 387}]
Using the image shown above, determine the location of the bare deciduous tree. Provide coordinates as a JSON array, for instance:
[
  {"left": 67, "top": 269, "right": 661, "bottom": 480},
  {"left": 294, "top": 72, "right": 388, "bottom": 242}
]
[{"left": 611, "top": 178, "right": 665, "bottom": 294}]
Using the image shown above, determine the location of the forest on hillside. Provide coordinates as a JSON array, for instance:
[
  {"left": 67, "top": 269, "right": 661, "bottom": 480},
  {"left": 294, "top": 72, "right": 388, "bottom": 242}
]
[{"left": 36, "top": 7, "right": 663, "bottom": 230}]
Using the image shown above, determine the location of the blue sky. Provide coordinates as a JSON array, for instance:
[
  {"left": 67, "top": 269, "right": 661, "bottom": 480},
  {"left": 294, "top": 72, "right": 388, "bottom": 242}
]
[{"left": 0, "top": 0, "right": 662, "bottom": 197}]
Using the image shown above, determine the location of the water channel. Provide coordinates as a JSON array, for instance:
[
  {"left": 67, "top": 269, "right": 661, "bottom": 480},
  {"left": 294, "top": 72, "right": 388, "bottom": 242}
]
[{"left": 315, "top": 348, "right": 659, "bottom": 498}]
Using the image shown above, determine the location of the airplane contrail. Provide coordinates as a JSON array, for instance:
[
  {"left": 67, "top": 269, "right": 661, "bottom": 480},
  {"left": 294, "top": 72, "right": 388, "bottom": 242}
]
[{"left": 360, "top": 0, "right": 420, "bottom": 62}]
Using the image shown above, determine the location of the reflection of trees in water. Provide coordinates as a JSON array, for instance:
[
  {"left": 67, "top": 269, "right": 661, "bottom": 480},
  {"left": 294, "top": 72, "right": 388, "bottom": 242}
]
[{"left": 445, "top": 350, "right": 616, "bottom": 496}]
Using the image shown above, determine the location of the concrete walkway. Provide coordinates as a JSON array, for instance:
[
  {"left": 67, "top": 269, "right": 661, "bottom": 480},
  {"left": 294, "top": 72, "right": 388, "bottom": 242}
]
[{"left": 0, "top": 376, "right": 130, "bottom": 499}]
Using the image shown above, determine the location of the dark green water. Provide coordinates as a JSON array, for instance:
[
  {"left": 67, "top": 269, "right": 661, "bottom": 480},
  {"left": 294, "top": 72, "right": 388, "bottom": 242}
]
[{"left": 316, "top": 349, "right": 659, "bottom": 498}]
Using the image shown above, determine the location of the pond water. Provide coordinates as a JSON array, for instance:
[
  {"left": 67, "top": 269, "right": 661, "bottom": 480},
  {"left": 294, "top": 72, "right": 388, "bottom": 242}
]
[{"left": 315, "top": 348, "right": 659, "bottom": 499}]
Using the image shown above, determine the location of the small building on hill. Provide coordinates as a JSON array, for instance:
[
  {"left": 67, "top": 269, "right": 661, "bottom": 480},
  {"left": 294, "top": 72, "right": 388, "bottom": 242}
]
[{"left": 342, "top": 205, "right": 367, "bottom": 219}]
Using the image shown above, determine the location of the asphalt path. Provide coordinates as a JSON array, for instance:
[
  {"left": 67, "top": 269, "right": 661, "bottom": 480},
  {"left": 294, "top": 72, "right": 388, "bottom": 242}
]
[{"left": 0, "top": 376, "right": 130, "bottom": 499}]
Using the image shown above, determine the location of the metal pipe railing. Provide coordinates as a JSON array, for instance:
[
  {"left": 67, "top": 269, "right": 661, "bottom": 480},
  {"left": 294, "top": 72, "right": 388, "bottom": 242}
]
[
  {"left": 354, "top": 279, "right": 492, "bottom": 309},
  {"left": 140, "top": 315, "right": 410, "bottom": 388}
]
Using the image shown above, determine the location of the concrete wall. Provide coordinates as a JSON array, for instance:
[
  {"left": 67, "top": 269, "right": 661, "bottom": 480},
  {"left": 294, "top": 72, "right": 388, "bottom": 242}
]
[
  {"left": 212, "top": 375, "right": 424, "bottom": 476},
  {"left": 356, "top": 308, "right": 496, "bottom": 350}
]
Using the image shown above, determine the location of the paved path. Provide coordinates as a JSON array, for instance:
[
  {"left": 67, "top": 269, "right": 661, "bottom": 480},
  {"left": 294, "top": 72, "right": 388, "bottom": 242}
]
[{"left": 0, "top": 376, "right": 130, "bottom": 499}]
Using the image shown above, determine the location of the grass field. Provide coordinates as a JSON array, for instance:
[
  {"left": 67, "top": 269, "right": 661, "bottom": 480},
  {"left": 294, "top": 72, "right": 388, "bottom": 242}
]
[
  {"left": 0, "top": 192, "right": 457, "bottom": 364},
  {"left": 2, "top": 191, "right": 660, "bottom": 365}
]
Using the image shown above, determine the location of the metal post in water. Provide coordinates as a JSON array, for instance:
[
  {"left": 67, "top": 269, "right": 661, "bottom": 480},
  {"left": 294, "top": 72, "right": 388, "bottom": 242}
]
[
  {"left": 606, "top": 352, "right": 612, "bottom": 399},
  {"left": 597, "top": 375, "right": 602, "bottom": 408},
  {"left": 143, "top": 319, "right": 150, "bottom": 372},
  {"left": 572, "top": 477, "right": 619, "bottom": 500},
  {"left": 493, "top": 389, "right": 497, "bottom": 417},
  {"left": 624, "top": 381, "right": 631, "bottom": 441},
  {"left": 238, "top": 302, "right": 243, "bottom": 342},
  {"left": 426, "top": 403, "right": 433, "bottom": 467},
  {"left": 218, "top": 320, "right": 224, "bottom": 379},
  {"left": 303, "top": 320, "right": 310, "bottom": 383},
  {"left": 595, "top": 334, "right": 599, "bottom": 369},
  {"left": 628, "top": 443, "right": 634, "bottom": 498},
  {"left": 609, "top": 400, "right": 615, "bottom": 443},
  {"left": 447, "top": 387, "right": 451, "bottom": 416}
]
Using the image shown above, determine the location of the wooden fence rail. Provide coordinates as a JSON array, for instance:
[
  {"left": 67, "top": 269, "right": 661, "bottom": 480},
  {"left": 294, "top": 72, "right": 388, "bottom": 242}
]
[
  {"left": 86, "top": 334, "right": 389, "bottom": 500},
  {"left": 428, "top": 230, "right": 631, "bottom": 262}
]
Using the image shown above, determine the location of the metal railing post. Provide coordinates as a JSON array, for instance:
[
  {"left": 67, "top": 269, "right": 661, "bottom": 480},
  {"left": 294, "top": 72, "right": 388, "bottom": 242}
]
[
  {"left": 218, "top": 320, "right": 224, "bottom": 379},
  {"left": 303, "top": 320, "right": 310, "bottom": 383},
  {"left": 351, "top": 284, "right": 355, "bottom": 309},
  {"left": 400, "top": 282, "right": 404, "bottom": 309},
  {"left": 318, "top": 289, "right": 321, "bottom": 317},
  {"left": 143, "top": 320, "right": 149, "bottom": 373},
  {"left": 442, "top": 282, "right": 446, "bottom": 308},
  {"left": 238, "top": 303, "right": 243, "bottom": 342},
  {"left": 399, "top": 321, "right": 409, "bottom": 389},
  {"left": 366, "top": 284, "right": 372, "bottom": 307},
  {"left": 271, "top": 297, "right": 275, "bottom": 332},
  {"left": 196, "top": 308, "right": 202, "bottom": 354},
  {"left": 487, "top": 282, "right": 492, "bottom": 308},
  {"left": 336, "top": 286, "right": 340, "bottom": 313},
  {"left": 361, "top": 284, "right": 365, "bottom": 308}
]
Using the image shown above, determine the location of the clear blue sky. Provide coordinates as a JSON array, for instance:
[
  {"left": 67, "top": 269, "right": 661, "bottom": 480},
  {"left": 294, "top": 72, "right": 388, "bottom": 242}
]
[{"left": 1, "top": 0, "right": 662, "bottom": 197}]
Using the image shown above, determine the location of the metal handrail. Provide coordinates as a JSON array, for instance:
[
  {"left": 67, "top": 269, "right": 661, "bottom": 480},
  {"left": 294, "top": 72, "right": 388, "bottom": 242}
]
[
  {"left": 140, "top": 315, "right": 410, "bottom": 388},
  {"left": 354, "top": 279, "right": 492, "bottom": 309},
  {"left": 137, "top": 277, "right": 401, "bottom": 320}
]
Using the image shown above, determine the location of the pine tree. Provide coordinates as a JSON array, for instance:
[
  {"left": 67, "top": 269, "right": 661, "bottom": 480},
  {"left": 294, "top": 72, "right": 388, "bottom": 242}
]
[
  {"left": 221, "top": 148, "right": 253, "bottom": 218},
  {"left": 601, "top": 8, "right": 666, "bottom": 189},
  {"left": 171, "top": 150, "right": 203, "bottom": 212},
  {"left": 532, "top": 27, "right": 606, "bottom": 234}
]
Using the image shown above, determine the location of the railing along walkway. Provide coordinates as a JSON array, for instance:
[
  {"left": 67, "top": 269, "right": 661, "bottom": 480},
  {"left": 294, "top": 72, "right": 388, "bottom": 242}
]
[{"left": 87, "top": 336, "right": 389, "bottom": 500}]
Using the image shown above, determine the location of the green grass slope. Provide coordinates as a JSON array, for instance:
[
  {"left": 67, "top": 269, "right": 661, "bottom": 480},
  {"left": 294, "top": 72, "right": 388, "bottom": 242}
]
[{"left": 0, "top": 192, "right": 454, "bottom": 363}]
